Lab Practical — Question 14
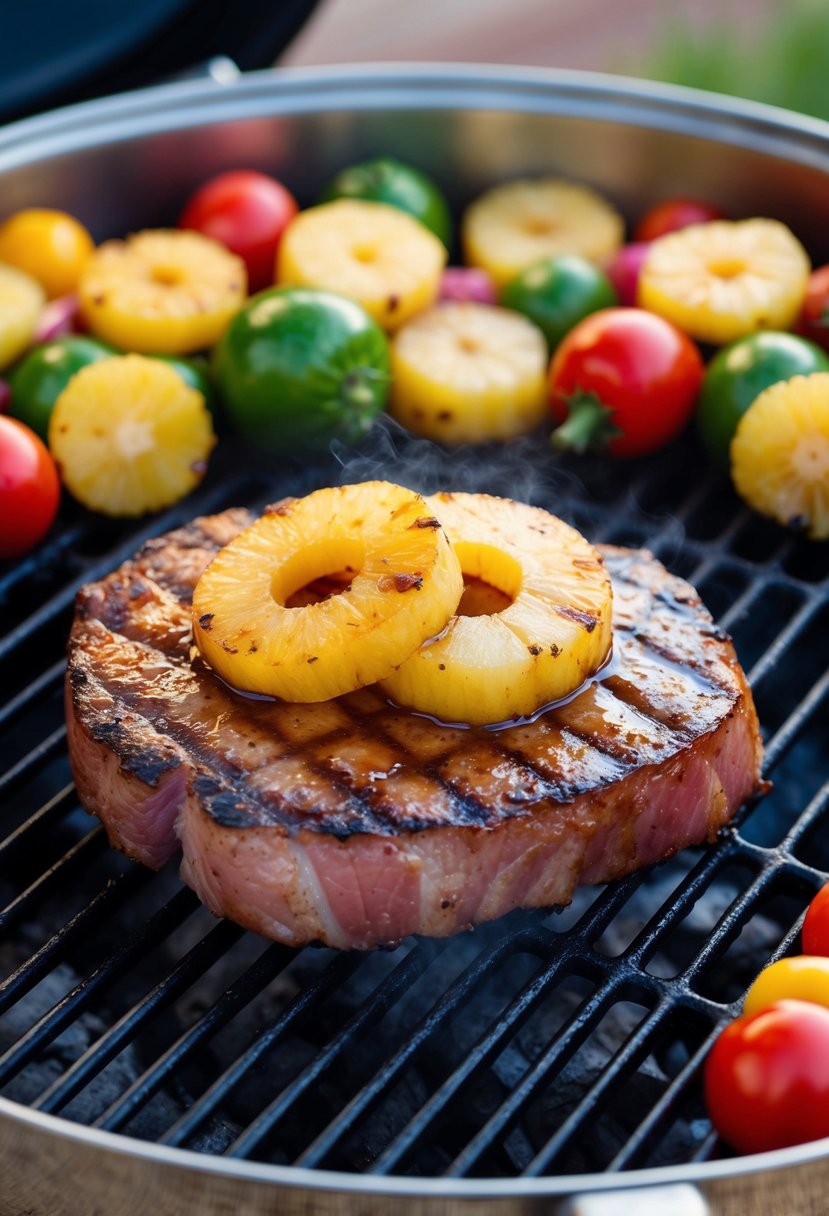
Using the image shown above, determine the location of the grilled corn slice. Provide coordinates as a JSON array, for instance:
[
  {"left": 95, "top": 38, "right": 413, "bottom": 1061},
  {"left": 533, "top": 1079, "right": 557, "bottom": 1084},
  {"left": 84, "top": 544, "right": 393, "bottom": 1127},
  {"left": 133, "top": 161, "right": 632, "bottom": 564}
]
[
  {"left": 48, "top": 354, "right": 215, "bottom": 517},
  {"left": 730, "top": 372, "right": 829, "bottom": 540},
  {"left": 0, "top": 263, "right": 45, "bottom": 369}
]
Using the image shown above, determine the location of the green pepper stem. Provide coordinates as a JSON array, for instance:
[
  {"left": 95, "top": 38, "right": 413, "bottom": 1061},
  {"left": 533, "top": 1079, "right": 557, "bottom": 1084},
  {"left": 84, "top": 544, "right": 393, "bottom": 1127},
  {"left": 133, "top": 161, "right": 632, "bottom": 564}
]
[{"left": 551, "top": 389, "right": 622, "bottom": 454}]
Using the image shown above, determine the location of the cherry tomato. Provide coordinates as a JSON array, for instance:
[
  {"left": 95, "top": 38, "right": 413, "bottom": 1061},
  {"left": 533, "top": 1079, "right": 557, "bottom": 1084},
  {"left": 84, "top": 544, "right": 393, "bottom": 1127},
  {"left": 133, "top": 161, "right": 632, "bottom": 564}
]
[
  {"left": 634, "top": 197, "right": 725, "bottom": 243},
  {"left": 705, "top": 999, "right": 829, "bottom": 1155},
  {"left": 797, "top": 264, "right": 829, "bottom": 353},
  {"left": 0, "top": 415, "right": 60, "bottom": 559},
  {"left": 802, "top": 883, "right": 829, "bottom": 955},
  {"left": 179, "top": 169, "right": 298, "bottom": 292},
  {"left": 744, "top": 956, "right": 829, "bottom": 1016},
  {"left": 548, "top": 307, "right": 704, "bottom": 458},
  {"left": 0, "top": 209, "right": 94, "bottom": 299}
]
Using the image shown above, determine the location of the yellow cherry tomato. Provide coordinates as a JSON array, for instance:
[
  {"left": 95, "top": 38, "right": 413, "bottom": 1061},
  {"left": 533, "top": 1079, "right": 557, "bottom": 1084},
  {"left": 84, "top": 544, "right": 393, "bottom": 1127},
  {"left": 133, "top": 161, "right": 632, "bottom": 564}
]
[
  {"left": 0, "top": 208, "right": 94, "bottom": 298},
  {"left": 744, "top": 956, "right": 829, "bottom": 1017}
]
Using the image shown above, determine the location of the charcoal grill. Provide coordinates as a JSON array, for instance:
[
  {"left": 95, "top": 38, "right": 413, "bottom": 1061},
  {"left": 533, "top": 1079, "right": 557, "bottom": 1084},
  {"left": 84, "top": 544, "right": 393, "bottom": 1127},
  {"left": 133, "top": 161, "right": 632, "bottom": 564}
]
[{"left": 1, "top": 66, "right": 829, "bottom": 1216}]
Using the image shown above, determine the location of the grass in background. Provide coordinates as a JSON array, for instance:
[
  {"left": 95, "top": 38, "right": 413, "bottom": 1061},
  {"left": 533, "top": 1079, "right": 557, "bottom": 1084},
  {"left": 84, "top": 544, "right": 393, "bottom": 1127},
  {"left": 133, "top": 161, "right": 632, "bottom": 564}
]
[{"left": 632, "top": 0, "right": 829, "bottom": 122}]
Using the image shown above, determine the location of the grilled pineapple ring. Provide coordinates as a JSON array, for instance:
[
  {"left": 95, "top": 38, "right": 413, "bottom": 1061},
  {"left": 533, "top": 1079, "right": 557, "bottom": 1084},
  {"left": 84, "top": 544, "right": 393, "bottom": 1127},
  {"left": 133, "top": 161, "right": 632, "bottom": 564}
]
[
  {"left": 0, "top": 264, "right": 45, "bottom": 370},
  {"left": 79, "top": 229, "right": 247, "bottom": 354},
  {"left": 49, "top": 354, "right": 215, "bottom": 518},
  {"left": 638, "top": 218, "right": 810, "bottom": 345},
  {"left": 390, "top": 302, "right": 549, "bottom": 444},
  {"left": 462, "top": 178, "right": 624, "bottom": 288},
  {"left": 277, "top": 199, "right": 446, "bottom": 331},
  {"left": 379, "top": 492, "right": 613, "bottom": 725},
  {"left": 193, "top": 482, "right": 463, "bottom": 702}
]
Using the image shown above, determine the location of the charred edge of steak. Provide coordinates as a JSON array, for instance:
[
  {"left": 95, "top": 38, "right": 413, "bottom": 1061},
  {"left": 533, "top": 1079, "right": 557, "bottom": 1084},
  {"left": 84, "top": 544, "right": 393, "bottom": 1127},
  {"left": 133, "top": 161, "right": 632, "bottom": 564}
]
[
  {"left": 87, "top": 718, "right": 182, "bottom": 788},
  {"left": 68, "top": 664, "right": 181, "bottom": 788},
  {"left": 189, "top": 771, "right": 407, "bottom": 837},
  {"left": 137, "top": 508, "right": 254, "bottom": 560}
]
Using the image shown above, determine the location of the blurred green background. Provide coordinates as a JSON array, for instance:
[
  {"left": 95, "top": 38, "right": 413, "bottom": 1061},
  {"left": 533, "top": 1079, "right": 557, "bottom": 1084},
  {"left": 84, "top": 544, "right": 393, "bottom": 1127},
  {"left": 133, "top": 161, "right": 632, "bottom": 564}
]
[
  {"left": 284, "top": 0, "right": 829, "bottom": 122},
  {"left": 634, "top": 0, "right": 829, "bottom": 121}
]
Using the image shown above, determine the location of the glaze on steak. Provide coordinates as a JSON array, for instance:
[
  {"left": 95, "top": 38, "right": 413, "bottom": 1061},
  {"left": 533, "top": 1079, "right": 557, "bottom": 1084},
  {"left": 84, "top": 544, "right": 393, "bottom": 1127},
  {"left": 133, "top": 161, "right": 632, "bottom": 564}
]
[{"left": 66, "top": 508, "right": 765, "bottom": 949}]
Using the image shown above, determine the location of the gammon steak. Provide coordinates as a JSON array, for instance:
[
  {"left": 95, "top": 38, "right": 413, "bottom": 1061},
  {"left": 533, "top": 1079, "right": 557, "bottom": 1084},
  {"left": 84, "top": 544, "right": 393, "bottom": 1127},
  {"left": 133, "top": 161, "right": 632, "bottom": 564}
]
[{"left": 65, "top": 506, "right": 765, "bottom": 949}]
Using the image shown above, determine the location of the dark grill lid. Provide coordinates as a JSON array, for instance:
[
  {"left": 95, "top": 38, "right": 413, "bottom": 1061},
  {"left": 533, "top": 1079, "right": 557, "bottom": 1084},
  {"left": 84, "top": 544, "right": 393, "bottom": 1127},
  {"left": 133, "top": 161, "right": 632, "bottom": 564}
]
[{"left": 0, "top": 0, "right": 320, "bottom": 124}]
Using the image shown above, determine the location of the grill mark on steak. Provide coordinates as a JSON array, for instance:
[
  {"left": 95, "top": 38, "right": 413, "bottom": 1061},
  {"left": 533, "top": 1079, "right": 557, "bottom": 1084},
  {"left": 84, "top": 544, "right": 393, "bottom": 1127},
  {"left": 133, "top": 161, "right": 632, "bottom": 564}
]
[
  {"left": 311, "top": 687, "right": 562, "bottom": 830},
  {"left": 135, "top": 508, "right": 251, "bottom": 605},
  {"left": 75, "top": 611, "right": 651, "bottom": 834},
  {"left": 281, "top": 687, "right": 502, "bottom": 832},
  {"left": 83, "top": 631, "right": 393, "bottom": 836},
  {"left": 486, "top": 677, "right": 695, "bottom": 794},
  {"left": 76, "top": 618, "right": 494, "bottom": 837},
  {"left": 67, "top": 648, "right": 186, "bottom": 791},
  {"left": 71, "top": 519, "right": 749, "bottom": 835},
  {"left": 183, "top": 676, "right": 392, "bottom": 832},
  {"left": 76, "top": 547, "right": 565, "bottom": 836}
]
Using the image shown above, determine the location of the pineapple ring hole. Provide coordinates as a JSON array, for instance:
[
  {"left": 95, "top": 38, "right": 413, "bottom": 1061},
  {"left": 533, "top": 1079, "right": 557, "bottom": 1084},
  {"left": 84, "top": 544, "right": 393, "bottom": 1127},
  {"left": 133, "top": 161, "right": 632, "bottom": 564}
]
[
  {"left": 453, "top": 541, "right": 522, "bottom": 618},
  {"left": 272, "top": 539, "right": 366, "bottom": 609},
  {"left": 791, "top": 433, "right": 829, "bottom": 480},
  {"left": 457, "top": 336, "right": 480, "bottom": 355},
  {"left": 522, "top": 216, "right": 557, "bottom": 237},
  {"left": 114, "top": 416, "right": 155, "bottom": 460},
  {"left": 151, "top": 265, "right": 185, "bottom": 287},
  {"left": 707, "top": 257, "right": 747, "bottom": 280},
  {"left": 352, "top": 244, "right": 378, "bottom": 264}
]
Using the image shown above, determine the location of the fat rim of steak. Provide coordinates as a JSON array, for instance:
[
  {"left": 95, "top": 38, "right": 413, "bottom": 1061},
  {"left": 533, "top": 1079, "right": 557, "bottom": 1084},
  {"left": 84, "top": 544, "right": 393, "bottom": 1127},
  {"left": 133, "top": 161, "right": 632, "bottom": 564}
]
[{"left": 66, "top": 507, "right": 765, "bottom": 950}]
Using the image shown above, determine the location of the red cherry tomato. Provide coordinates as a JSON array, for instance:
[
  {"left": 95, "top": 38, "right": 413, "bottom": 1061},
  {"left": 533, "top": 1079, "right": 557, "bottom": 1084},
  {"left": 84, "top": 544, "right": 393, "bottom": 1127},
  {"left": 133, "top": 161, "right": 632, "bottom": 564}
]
[
  {"left": 0, "top": 415, "right": 60, "bottom": 559},
  {"left": 802, "top": 883, "right": 829, "bottom": 955},
  {"left": 797, "top": 265, "right": 829, "bottom": 354},
  {"left": 548, "top": 307, "right": 704, "bottom": 458},
  {"left": 634, "top": 196, "right": 725, "bottom": 242},
  {"left": 179, "top": 170, "right": 298, "bottom": 292},
  {"left": 704, "top": 999, "right": 829, "bottom": 1155}
]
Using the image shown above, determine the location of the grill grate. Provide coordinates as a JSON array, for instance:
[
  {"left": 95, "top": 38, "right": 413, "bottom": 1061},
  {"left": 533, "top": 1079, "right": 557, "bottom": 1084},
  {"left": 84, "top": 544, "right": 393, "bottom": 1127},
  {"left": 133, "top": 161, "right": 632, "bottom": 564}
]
[{"left": 1, "top": 429, "right": 828, "bottom": 1180}]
